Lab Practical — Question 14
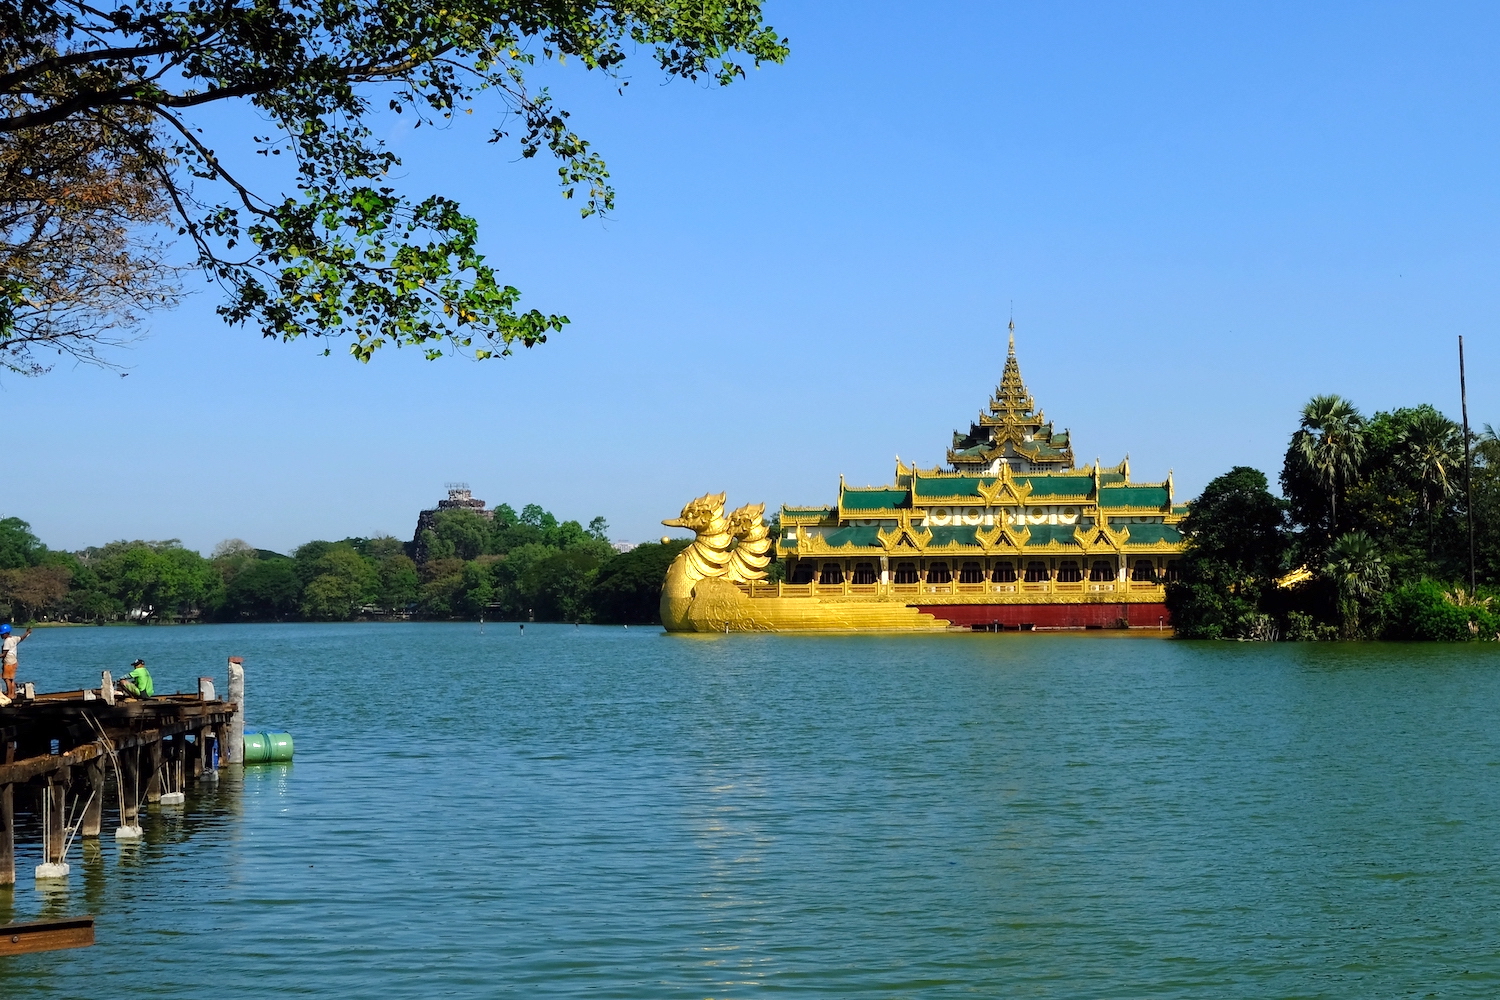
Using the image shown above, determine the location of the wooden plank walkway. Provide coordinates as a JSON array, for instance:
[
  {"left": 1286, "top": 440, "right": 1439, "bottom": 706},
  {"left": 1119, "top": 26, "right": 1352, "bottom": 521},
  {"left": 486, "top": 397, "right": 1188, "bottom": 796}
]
[{"left": 0, "top": 658, "right": 244, "bottom": 888}]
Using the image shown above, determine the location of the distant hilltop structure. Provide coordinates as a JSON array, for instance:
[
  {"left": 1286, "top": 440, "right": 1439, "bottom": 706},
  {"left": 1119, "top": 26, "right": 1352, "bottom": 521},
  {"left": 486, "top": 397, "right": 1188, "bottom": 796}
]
[{"left": 412, "top": 485, "right": 493, "bottom": 562}]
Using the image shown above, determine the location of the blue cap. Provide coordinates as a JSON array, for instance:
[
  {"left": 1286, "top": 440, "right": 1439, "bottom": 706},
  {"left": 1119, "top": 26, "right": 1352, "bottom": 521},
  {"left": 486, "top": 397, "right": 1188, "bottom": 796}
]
[{"left": 0, "top": 624, "right": 10, "bottom": 635}]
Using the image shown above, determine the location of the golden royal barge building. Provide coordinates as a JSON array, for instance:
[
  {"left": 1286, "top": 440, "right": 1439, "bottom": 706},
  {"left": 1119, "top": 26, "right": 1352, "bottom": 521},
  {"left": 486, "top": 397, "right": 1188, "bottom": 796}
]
[{"left": 660, "top": 330, "right": 1187, "bottom": 632}]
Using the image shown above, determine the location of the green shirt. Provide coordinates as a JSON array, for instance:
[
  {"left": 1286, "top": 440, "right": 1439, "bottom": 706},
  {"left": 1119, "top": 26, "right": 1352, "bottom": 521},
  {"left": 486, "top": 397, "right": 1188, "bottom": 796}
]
[{"left": 127, "top": 665, "right": 154, "bottom": 697}]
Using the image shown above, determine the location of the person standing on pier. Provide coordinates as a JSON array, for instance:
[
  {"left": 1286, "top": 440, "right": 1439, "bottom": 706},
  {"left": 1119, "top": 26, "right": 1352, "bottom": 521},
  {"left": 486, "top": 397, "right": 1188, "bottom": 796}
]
[
  {"left": 120, "top": 658, "right": 154, "bottom": 698},
  {"left": 1, "top": 623, "right": 31, "bottom": 698}
]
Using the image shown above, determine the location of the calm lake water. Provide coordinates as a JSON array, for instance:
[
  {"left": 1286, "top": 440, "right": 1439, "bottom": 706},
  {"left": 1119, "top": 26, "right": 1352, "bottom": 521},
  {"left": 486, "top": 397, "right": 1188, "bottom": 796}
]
[{"left": 2, "top": 624, "right": 1500, "bottom": 997}]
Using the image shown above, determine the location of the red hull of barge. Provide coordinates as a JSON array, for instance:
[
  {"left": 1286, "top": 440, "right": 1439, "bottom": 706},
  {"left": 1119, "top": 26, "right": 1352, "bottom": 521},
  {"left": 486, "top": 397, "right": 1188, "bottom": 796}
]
[{"left": 916, "top": 603, "right": 1172, "bottom": 630}]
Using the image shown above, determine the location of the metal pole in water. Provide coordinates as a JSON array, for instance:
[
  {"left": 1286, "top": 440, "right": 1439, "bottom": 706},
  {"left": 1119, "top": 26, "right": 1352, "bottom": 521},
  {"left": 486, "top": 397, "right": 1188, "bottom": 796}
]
[{"left": 1460, "top": 335, "right": 1476, "bottom": 594}]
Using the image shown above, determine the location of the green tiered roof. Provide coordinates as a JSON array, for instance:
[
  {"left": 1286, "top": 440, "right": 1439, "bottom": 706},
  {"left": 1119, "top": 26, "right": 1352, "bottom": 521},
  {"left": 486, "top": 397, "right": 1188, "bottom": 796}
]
[{"left": 774, "top": 328, "right": 1187, "bottom": 570}]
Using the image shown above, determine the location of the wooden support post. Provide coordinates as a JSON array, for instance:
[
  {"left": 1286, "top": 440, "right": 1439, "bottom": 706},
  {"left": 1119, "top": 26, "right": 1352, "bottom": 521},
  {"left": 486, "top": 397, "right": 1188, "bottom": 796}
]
[
  {"left": 46, "top": 772, "right": 67, "bottom": 865},
  {"left": 191, "top": 728, "right": 206, "bottom": 779},
  {"left": 145, "top": 739, "right": 163, "bottom": 803},
  {"left": 120, "top": 751, "right": 139, "bottom": 828},
  {"left": 181, "top": 734, "right": 190, "bottom": 780},
  {"left": 0, "top": 783, "right": 13, "bottom": 886},
  {"left": 226, "top": 657, "right": 245, "bottom": 765},
  {"left": 82, "top": 758, "right": 104, "bottom": 837}
]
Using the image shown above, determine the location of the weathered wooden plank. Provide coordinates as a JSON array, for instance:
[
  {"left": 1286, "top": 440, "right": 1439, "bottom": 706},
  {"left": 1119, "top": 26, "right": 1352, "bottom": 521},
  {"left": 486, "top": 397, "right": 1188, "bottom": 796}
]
[
  {"left": 190, "top": 728, "right": 206, "bottom": 779},
  {"left": 0, "top": 783, "right": 13, "bottom": 887},
  {"left": 82, "top": 757, "right": 104, "bottom": 837},
  {"left": 46, "top": 770, "right": 68, "bottom": 864},
  {"left": 0, "top": 917, "right": 95, "bottom": 955},
  {"left": 120, "top": 750, "right": 139, "bottom": 829},
  {"left": 144, "top": 740, "right": 163, "bottom": 803},
  {"left": 0, "top": 713, "right": 235, "bottom": 786}
]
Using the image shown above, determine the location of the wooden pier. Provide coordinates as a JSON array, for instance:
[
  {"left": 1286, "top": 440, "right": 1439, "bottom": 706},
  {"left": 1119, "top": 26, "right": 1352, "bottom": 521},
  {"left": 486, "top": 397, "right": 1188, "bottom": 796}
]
[{"left": 0, "top": 657, "right": 244, "bottom": 886}]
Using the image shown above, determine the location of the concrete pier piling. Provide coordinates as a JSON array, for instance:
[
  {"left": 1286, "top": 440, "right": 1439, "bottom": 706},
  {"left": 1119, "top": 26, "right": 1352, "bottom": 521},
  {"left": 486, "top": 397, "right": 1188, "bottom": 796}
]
[{"left": 226, "top": 657, "right": 245, "bottom": 766}]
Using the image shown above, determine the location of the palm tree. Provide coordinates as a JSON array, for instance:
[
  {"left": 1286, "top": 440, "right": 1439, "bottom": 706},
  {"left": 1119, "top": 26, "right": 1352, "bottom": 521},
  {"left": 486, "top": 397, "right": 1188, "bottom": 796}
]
[
  {"left": 1477, "top": 423, "right": 1500, "bottom": 470},
  {"left": 1324, "top": 531, "right": 1388, "bottom": 638},
  {"left": 1397, "top": 409, "right": 1463, "bottom": 557},
  {"left": 1292, "top": 394, "right": 1366, "bottom": 532}
]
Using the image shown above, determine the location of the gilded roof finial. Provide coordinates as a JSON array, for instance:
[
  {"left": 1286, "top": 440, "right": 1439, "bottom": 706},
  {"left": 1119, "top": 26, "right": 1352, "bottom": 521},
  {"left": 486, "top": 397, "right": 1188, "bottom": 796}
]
[{"left": 1007, "top": 304, "right": 1015, "bottom": 355}]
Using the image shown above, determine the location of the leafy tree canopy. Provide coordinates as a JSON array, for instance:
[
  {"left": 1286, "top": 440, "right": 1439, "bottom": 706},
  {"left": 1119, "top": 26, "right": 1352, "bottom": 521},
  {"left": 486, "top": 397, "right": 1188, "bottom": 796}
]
[
  {"left": 1166, "top": 467, "right": 1287, "bottom": 640},
  {"left": 1, "top": 0, "right": 787, "bottom": 374},
  {"left": 223, "top": 556, "right": 300, "bottom": 619},
  {"left": 590, "top": 539, "right": 686, "bottom": 623},
  {"left": 0, "top": 515, "right": 43, "bottom": 569},
  {"left": 1176, "top": 467, "right": 1286, "bottom": 584}
]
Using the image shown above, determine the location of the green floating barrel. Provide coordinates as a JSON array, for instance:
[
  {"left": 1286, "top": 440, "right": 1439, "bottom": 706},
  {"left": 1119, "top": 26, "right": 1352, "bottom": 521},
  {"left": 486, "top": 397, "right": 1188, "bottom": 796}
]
[{"left": 243, "top": 731, "right": 294, "bottom": 764}]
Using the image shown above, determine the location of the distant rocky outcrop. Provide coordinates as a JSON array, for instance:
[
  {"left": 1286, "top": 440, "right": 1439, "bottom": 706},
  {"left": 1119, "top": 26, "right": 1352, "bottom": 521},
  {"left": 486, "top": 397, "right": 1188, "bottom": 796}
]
[{"left": 411, "top": 486, "right": 493, "bottom": 563}]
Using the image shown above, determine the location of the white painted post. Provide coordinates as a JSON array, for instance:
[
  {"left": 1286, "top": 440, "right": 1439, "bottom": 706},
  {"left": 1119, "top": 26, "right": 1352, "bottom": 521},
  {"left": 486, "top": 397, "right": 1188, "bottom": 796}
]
[{"left": 225, "top": 657, "right": 244, "bottom": 765}]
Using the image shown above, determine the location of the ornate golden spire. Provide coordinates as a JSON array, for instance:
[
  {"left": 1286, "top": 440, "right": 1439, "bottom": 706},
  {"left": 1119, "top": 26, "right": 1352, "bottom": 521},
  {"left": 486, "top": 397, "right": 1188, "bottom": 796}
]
[{"left": 993, "top": 323, "right": 1034, "bottom": 418}]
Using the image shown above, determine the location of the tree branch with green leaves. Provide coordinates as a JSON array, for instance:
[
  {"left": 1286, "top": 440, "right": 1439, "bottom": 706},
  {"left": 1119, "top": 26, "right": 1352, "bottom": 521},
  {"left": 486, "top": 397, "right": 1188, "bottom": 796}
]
[{"left": 0, "top": 0, "right": 788, "bottom": 373}]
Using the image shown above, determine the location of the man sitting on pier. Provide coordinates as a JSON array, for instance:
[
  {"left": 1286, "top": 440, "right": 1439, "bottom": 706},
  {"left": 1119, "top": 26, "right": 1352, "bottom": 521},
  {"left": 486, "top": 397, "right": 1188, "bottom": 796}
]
[{"left": 119, "top": 658, "right": 154, "bottom": 698}]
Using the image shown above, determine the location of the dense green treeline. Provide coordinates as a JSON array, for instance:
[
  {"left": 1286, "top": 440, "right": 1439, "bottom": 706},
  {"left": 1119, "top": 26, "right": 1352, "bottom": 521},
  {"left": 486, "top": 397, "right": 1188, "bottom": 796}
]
[
  {"left": 0, "top": 504, "right": 690, "bottom": 626},
  {"left": 1167, "top": 397, "right": 1500, "bottom": 640}
]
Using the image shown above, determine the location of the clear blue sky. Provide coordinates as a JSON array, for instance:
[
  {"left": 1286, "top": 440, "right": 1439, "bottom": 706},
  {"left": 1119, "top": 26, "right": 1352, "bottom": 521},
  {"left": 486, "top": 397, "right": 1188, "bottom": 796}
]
[{"left": 8, "top": 2, "right": 1499, "bottom": 555}]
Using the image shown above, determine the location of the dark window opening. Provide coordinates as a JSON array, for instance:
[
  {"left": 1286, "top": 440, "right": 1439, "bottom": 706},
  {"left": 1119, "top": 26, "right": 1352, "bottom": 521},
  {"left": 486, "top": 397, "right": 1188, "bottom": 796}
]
[
  {"left": 851, "top": 562, "right": 878, "bottom": 585},
  {"left": 959, "top": 561, "right": 985, "bottom": 583},
  {"left": 893, "top": 562, "right": 920, "bottom": 584},
  {"left": 1024, "top": 561, "right": 1050, "bottom": 583},
  {"left": 1057, "top": 560, "right": 1082, "bottom": 583},
  {"left": 1132, "top": 560, "right": 1157, "bottom": 583},
  {"left": 790, "top": 561, "right": 816, "bottom": 584},
  {"left": 819, "top": 563, "right": 844, "bottom": 585},
  {"left": 1165, "top": 560, "right": 1182, "bottom": 583},
  {"left": 1090, "top": 560, "right": 1115, "bottom": 582},
  {"left": 926, "top": 562, "right": 952, "bottom": 584},
  {"left": 992, "top": 561, "right": 1016, "bottom": 583}
]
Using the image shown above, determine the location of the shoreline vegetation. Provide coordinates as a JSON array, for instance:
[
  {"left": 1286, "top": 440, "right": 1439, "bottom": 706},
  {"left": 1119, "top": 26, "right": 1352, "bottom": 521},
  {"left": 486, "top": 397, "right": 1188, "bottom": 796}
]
[
  {"left": 2, "top": 393, "right": 1496, "bottom": 640},
  {"left": 0, "top": 503, "right": 688, "bottom": 627},
  {"left": 1166, "top": 395, "right": 1500, "bottom": 642}
]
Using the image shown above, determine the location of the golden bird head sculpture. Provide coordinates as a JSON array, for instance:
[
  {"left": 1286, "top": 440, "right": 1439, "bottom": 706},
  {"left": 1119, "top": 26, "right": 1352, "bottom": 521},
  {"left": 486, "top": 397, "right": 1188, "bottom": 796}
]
[
  {"left": 662, "top": 492, "right": 727, "bottom": 533},
  {"left": 725, "top": 502, "right": 766, "bottom": 537}
]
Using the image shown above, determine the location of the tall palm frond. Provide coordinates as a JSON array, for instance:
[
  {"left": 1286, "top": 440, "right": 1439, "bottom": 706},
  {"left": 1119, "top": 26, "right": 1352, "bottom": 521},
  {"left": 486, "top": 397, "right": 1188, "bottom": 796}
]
[
  {"left": 1399, "top": 409, "right": 1462, "bottom": 512},
  {"left": 1295, "top": 394, "right": 1366, "bottom": 531},
  {"left": 1324, "top": 530, "right": 1388, "bottom": 638},
  {"left": 1476, "top": 423, "right": 1500, "bottom": 469},
  {"left": 1324, "top": 531, "right": 1389, "bottom": 601}
]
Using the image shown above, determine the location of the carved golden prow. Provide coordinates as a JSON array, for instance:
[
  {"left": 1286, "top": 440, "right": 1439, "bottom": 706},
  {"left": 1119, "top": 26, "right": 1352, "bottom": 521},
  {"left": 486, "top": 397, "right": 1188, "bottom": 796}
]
[
  {"left": 660, "top": 492, "right": 948, "bottom": 633},
  {"left": 661, "top": 492, "right": 732, "bottom": 583},
  {"left": 726, "top": 502, "right": 772, "bottom": 582}
]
